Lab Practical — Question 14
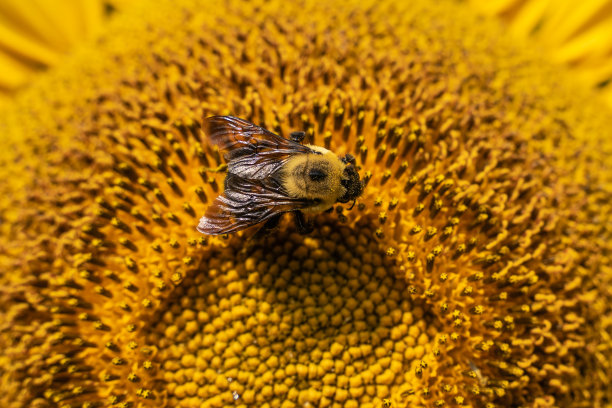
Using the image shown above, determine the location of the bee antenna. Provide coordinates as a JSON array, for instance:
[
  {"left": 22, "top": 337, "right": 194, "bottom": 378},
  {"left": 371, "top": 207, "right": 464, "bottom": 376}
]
[{"left": 348, "top": 199, "right": 357, "bottom": 210}]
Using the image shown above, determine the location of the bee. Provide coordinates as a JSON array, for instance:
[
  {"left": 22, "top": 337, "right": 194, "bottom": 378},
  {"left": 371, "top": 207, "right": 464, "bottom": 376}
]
[{"left": 197, "top": 116, "right": 364, "bottom": 235}]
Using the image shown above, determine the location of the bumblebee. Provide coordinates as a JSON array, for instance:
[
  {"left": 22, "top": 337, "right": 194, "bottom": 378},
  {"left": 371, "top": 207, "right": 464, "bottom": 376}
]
[{"left": 197, "top": 116, "right": 364, "bottom": 235}]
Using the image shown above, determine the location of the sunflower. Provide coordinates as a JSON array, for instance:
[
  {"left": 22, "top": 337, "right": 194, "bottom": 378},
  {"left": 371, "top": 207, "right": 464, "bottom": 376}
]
[{"left": 0, "top": 0, "right": 611, "bottom": 408}]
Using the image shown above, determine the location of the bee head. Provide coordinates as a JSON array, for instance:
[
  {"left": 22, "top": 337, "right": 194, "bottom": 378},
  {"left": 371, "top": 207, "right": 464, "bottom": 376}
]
[{"left": 338, "top": 154, "right": 363, "bottom": 204}]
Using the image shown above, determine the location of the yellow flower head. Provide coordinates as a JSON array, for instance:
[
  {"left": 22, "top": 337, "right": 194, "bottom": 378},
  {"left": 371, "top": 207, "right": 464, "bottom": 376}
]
[{"left": 0, "top": 1, "right": 611, "bottom": 408}]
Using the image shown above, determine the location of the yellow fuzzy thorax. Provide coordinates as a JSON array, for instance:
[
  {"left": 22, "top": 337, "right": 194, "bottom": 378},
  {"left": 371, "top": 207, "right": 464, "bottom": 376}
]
[
  {"left": 280, "top": 145, "right": 347, "bottom": 214},
  {"left": 0, "top": 1, "right": 611, "bottom": 408}
]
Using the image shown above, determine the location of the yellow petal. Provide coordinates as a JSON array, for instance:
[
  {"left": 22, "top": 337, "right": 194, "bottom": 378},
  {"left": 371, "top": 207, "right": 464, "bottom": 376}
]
[
  {"left": 0, "top": 0, "right": 72, "bottom": 51},
  {"left": 507, "top": 0, "right": 554, "bottom": 38},
  {"left": 552, "top": 20, "right": 612, "bottom": 64},
  {"left": 468, "top": 0, "right": 522, "bottom": 15},
  {"left": 0, "top": 49, "right": 36, "bottom": 91},
  {"left": 0, "top": 19, "right": 60, "bottom": 66},
  {"left": 78, "top": 0, "right": 105, "bottom": 39},
  {"left": 539, "top": 0, "right": 612, "bottom": 43},
  {"left": 30, "top": 0, "right": 85, "bottom": 44}
]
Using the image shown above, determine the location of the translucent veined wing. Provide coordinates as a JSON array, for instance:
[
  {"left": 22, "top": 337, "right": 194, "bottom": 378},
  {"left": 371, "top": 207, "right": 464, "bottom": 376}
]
[
  {"left": 203, "top": 115, "right": 313, "bottom": 179},
  {"left": 197, "top": 173, "right": 312, "bottom": 235}
]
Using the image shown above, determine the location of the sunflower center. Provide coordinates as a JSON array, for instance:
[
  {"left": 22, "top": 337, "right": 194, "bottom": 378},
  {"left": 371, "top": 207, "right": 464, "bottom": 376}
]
[{"left": 146, "top": 222, "right": 431, "bottom": 407}]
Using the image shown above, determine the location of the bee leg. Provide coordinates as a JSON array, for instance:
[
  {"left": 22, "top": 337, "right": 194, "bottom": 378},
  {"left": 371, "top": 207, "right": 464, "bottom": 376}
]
[
  {"left": 293, "top": 210, "right": 313, "bottom": 234},
  {"left": 252, "top": 214, "right": 283, "bottom": 239},
  {"left": 324, "top": 206, "right": 334, "bottom": 213},
  {"left": 341, "top": 153, "right": 356, "bottom": 166},
  {"left": 290, "top": 131, "right": 306, "bottom": 144}
]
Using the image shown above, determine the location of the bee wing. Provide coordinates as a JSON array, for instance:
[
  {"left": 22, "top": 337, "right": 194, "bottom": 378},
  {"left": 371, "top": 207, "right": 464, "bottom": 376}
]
[
  {"left": 203, "top": 116, "right": 312, "bottom": 179},
  {"left": 197, "top": 173, "right": 310, "bottom": 235}
]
